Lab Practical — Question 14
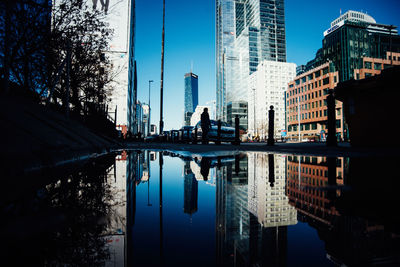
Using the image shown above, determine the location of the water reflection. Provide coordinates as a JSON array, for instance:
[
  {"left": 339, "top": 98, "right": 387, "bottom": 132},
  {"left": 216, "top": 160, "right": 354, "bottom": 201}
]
[{"left": 2, "top": 150, "right": 400, "bottom": 266}]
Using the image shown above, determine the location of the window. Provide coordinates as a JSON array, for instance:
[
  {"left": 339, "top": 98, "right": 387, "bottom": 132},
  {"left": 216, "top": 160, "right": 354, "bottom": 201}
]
[
  {"left": 364, "top": 61, "right": 372, "bottom": 69},
  {"left": 322, "top": 67, "right": 329, "bottom": 75},
  {"left": 374, "top": 63, "right": 382, "bottom": 70},
  {"left": 323, "top": 77, "right": 329, "bottom": 85}
]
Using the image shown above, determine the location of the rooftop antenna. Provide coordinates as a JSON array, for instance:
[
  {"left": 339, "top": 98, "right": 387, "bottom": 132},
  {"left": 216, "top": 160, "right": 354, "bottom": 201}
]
[
  {"left": 340, "top": 8, "right": 342, "bottom": 16},
  {"left": 191, "top": 60, "right": 193, "bottom": 73}
]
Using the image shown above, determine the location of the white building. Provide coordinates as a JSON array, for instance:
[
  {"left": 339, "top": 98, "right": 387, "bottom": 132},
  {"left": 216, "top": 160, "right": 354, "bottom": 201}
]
[
  {"left": 247, "top": 152, "right": 297, "bottom": 227},
  {"left": 248, "top": 61, "right": 296, "bottom": 139},
  {"left": 190, "top": 105, "right": 210, "bottom": 126}
]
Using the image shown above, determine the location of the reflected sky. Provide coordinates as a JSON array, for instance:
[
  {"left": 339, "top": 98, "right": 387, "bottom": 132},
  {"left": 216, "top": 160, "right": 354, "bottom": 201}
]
[{"left": 1, "top": 151, "right": 399, "bottom": 266}]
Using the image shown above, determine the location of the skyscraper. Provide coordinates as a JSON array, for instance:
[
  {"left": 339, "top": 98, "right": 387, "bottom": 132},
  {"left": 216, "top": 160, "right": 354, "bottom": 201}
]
[
  {"left": 216, "top": 0, "right": 289, "bottom": 132},
  {"left": 184, "top": 72, "right": 198, "bottom": 126}
]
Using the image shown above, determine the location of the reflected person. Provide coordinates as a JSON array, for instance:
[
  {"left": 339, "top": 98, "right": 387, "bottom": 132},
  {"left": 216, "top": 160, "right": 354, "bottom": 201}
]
[{"left": 200, "top": 157, "right": 211, "bottom": 181}]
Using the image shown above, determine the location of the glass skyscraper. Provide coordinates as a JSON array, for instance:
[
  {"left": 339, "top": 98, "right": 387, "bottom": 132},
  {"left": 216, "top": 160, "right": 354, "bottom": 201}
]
[
  {"left": 184, "top": 72, "right": 199, "bottom": 125},
  {"left": 216, "top": 0, "right": 287, "bottom": 122}
]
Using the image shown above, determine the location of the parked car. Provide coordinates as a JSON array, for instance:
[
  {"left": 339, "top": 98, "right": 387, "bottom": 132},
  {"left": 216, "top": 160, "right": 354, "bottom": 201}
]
[
  {"left": 193, "top": 120, "right": 235, "bottom": 143},
  {"left": 180, "top": 126, "right": 194, "bottom": 140},
  {"left": 144, "top": 134, "right": 159, "bottom": 142}
]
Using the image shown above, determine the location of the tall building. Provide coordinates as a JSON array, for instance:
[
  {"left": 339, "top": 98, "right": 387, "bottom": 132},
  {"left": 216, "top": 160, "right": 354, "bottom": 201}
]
[
  {"left": 184, "top": 72, "right": 199, "bottom": 125},
  {"left": 89, "top": 0, "right": 136, "bottom": 136},
  {"left": 249, "top": 61, "right": 296, "bottom": 139},
  {"left": 306, "top": 10, "right": 400, "bottom": 82},
  {"left": 51, "top": 1, "right": 136, "bottom": 137},
  {"left": 216, "top": 0, "right": 236, "bottom": 121},
  {"left": 127, "top": 0, "right": 137, "bottom": 135},
  {"left": 216, "top": 0, "right": 290, "bottom": 133}
]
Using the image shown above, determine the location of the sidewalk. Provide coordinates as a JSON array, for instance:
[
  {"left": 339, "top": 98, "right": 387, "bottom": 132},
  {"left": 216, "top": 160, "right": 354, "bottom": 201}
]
[{"left": 125, "top": 141, "right": 398, "bottom": 158}]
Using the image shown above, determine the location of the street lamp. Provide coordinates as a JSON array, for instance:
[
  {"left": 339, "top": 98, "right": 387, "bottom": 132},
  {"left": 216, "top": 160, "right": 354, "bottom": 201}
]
[
  {"left": 148, "top": 80, "right": 153, "bottom": 136},
  {"left": 298, "top": 96, "right": 301, "bottom": 142},
  {"left": 253, "top": 88, "right": 256, "bottom": 139}
]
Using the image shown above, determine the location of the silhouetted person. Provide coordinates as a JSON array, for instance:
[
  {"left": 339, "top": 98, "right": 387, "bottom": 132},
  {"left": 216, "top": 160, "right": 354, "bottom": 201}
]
[
  {"left": 201, "top": 108, "right": 211, "bottom": 144},
  {"left": 200, "top": 157, "right": 211, "bottom": 181}
]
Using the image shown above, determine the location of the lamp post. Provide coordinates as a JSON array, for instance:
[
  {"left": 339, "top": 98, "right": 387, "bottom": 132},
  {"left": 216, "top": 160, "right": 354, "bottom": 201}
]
[
  {"left": 148, "top": 80, "right": 153, "bottom": 136},
  {"left": 159, "top": 0, "right": 165, "bottom": 134},
  {"left": 253, "top": 88, "right": 256, "bottom": 139},
  {"left": 298, "top": 96, "right": 301, "bottom": 142}
]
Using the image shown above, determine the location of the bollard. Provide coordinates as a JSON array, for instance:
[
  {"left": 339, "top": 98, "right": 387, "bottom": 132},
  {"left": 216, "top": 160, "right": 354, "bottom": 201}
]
[
  {"left": 268, "top": 154, "right": 275, "bottom": 187},
  {"left": 235, "top": 154, "right": 240, "bottom": 175},
  {"left": 234, "top": 115, "right": 240, "bottom": 145},
  {"left": 216, "top": 120, "right": 222, "bottom": 145},
  {"left": 193, "top": 126, "right": 198, "bottom": 144},
  {"left": 326, "top": 91, "right": 337, "bottom": 147},
  {"left": 267, "top": 106, "right": 275, "bottom": 146}
]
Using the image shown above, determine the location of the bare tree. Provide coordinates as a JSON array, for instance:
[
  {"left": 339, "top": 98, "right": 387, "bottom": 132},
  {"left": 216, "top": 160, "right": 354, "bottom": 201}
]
[{"left": 0, "top": 0, "right": 114, "bottom": 116}]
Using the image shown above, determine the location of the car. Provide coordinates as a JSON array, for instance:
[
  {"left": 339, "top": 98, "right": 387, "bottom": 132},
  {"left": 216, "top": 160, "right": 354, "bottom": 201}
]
[
  {"left": 193, "top": 120, "right": 236, "bottom": 143},
  {"left": 144, "top": 134, "right": 159, "bottom": 142},
  {"left": 180, "top": 126, "right": 194, "bottom": 140}
]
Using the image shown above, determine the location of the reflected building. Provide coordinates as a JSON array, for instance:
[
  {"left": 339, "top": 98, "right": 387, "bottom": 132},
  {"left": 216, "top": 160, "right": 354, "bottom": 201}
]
[
  {"left": 216, "top": 152, "right": 297, "bottom": 266},
  {"left": 105, "top": 151, "right": 128, "bottom": 267},
  {"left": 286, "top": 155, "right": 344, "bottom": 224},
  {"left": 286, "top": 155, "right": 400, "bottom": 266},
  {"left": 183, "top": 162, "right": 198, "bottom": 215},
  {"left": 248, "top": 153, "right": 297, "bottom": 227}
]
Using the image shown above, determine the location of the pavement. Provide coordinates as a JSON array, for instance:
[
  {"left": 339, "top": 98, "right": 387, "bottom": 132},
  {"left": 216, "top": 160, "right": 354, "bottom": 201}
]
[{"left": 125, "top": 141, "right": 399, "bottom": 158}]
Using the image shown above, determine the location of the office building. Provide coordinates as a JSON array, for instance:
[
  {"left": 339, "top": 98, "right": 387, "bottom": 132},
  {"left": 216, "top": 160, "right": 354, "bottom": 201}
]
[
  {"left": 249, "top": 61, "right": 296, "bottom": 139},
  {"left": 306, "top": 10, "right": 400, "bottom": 82},
  {"left": 286, "top": 62, "right": 343, "bottom": 141},
  {"left": 184, "top": 72, "right": 199, "bottom": 125},
  {"left": 216, "top": 0, "right": 236, "bottom": 121},
  {"left": 216, "top": 0, "right": 287, "bottom": 124}
]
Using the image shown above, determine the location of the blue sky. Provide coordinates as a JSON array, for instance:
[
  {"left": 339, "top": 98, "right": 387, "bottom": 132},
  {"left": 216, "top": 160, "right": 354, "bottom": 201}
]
[{"left": 135, "top": 0, "right": 400, "bottom": 131}]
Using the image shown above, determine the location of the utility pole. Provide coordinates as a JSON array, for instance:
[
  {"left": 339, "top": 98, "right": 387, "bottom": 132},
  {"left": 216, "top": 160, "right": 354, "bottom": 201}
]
[
  {"left": 159, "top": 0, "right": 165, "bottom": 134},
  {"left": 148, "top": 80, "right": 153, "bottom": 136}
]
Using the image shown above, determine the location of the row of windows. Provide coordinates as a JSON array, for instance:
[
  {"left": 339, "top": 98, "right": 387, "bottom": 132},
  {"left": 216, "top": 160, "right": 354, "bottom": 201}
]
[
  {"left": 288, "top": 110, "right": 327, "bottom": 122},
  {"left": 288, "top": 91, "right": 329, "bottom": 105},
  {"left": 290, "top": 77, "right": 334, "bottom": 97}
]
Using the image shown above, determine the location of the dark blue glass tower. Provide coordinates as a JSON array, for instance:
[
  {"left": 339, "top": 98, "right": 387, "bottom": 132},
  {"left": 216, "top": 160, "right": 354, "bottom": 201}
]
[{"left": 184, "top": 72, "right": 198, "bottom": 125}]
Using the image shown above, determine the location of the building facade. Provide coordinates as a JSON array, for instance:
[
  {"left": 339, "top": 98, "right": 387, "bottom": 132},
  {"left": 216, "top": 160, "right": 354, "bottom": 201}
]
[
  {"left": 286, "top": 62, "right": 343, "bottom": 141},
  {"left": 354, "top": 51, "right": 400, "bottom": 79},
  {"left": 184, "top": 72, "right": 199, "bottom": 125},
  {"left": 306, "top": 10, "right": 400, "bottom": 82},
  {"left": 216, "top": 0, "right": 288, "bottom": 124},
  {"left": 248, "top": 61, "right": 296, "bottom": 139}
]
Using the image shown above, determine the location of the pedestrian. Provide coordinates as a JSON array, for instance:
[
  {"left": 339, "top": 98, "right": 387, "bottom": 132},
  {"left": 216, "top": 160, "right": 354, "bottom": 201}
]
[{"left": 200, "top": 108, "right": 211, "bottom": 144}]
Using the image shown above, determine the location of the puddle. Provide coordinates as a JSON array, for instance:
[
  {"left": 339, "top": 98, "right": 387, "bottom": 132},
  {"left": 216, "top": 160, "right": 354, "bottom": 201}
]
[{"left": 1, "top": 150, "right": 400, "bottom": 266}]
